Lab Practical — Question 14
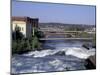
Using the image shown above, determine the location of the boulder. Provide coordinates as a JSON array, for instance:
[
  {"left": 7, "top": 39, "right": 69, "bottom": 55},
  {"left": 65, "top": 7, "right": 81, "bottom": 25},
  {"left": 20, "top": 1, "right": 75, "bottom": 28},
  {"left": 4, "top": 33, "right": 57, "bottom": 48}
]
[
  {"left": 85, "top": 55, "right": 96, "bottom": 69},
  {"left": 54, "top": 51, "right": 65, "bottom": 56}
]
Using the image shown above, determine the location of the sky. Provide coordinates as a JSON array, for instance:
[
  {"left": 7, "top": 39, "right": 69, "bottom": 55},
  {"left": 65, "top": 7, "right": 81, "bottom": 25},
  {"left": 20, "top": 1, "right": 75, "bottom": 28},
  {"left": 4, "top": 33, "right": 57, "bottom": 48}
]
[{"left": 12, "top": 1, "right": 96, "bottom": 25}]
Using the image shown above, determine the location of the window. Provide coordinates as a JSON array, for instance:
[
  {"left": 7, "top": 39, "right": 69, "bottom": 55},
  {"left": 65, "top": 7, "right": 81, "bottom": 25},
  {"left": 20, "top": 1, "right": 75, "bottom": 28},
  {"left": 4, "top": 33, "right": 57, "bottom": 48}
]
[
  {"left": 22, "top": 27, "right": 24, "bottom": 31},
  {"left": 15, "top": 24, "right": 19, "bottom": 28}
]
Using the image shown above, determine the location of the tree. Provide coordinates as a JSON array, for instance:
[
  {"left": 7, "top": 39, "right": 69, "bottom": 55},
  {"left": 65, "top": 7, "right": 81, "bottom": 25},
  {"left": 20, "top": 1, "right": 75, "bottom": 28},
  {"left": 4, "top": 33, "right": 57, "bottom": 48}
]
[
  {"left": 12, "top": 26, "right": 24, "bottom": 40},
  {"left": 12, "top": 26, "right": 42, "bottom": 54},
  {"left": 33, "top": 28, "right": 44, "bottom": 38}
]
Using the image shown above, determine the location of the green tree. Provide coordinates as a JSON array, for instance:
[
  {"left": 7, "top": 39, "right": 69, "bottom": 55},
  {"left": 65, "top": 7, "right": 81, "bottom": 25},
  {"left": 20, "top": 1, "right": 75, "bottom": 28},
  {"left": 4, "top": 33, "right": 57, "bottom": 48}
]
[
  {"left": 12, "top": 27, "right": 42, "bottom": 54},
  {"left": 12, "top": 26, "right": 24, "bottom": 40}
]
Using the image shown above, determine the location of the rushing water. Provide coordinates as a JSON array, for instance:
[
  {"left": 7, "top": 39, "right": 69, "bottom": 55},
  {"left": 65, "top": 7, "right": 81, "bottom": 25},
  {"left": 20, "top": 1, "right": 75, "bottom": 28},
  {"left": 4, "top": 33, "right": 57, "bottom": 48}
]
[{"left": 12, "top": 40, "right": 95, "bottom": 74}]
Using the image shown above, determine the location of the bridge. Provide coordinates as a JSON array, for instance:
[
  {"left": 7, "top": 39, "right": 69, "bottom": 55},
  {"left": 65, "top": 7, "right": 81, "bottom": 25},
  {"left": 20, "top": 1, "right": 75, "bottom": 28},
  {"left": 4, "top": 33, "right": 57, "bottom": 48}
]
[
  {"left": 40, "top": 30, "right": 84, "bottom": 38},
  {"left": 38, "top": 28, "right": 95, "bottom": 34},
  {"left": 39, "top": 38, "right": 93, "bottom": 40},
  {"left": 38, "top": 29, "right": 84, "bottom": 33},
  {"left": 40, "top": 30, "right": 91, "bottom": 38},
  {"left": 38, "top": 28, "right": 94, "bottom": 41}
]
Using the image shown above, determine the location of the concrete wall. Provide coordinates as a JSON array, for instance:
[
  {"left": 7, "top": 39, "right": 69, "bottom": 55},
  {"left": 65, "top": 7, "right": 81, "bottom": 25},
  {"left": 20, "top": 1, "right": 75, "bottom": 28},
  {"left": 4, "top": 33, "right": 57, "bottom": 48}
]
[{"left": 26, "top": 22, "right": 33, "bottom": 38}]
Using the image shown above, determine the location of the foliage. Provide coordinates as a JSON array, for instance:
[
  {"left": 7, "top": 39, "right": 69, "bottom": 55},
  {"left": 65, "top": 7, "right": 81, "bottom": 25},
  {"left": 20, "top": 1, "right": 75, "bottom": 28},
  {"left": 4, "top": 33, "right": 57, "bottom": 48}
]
[
  {"left": 77, "top": 32, "right": 89, "bottom": 38},
  {"left": 92, "top": 34, "right": 96, "bottom": 48},
  {"left": 34, "top": 28, "right": 44, "bottom": 38},
  {"left": 12, "top": 39, "right": 31, "bottom": 54},
  {"left": 65, "top": 26, "right": 85, "bottom": 31},
  {"left": 12, "top": 27, "right": 41, "bottom": 54},
  {"left": 12, "top": 26, "right": 24, "bottom": 40},
  {"left": 31, "top": 36, "right": 41, "bottom": 49}
]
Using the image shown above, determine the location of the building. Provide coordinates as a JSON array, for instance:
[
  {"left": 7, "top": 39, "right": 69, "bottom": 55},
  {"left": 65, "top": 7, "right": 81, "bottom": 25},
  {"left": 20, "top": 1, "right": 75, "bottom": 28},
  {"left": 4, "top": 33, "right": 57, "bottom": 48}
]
[
  {"left": 85, "top": 26, "right": 96, "bottom": 34},
  {"left": 12, "top": 16, "right": 38, "bottom": 38}
]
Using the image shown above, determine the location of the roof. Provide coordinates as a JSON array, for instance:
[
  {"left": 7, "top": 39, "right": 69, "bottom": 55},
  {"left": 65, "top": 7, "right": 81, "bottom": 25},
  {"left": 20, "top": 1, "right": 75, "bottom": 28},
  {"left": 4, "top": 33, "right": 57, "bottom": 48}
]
[{"left": 12, "top": 16, "right": 38, "bottom": 22}]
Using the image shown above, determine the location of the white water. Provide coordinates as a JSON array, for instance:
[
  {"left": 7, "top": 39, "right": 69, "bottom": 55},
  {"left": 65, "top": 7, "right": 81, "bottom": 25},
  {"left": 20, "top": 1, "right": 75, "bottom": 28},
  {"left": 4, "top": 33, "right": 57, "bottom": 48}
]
[
  {"left": 12, "top": 40, "right": 96, "bottom": 74},
  {"left": 23, "top": 47, "right": 95, "bottom": 59}
]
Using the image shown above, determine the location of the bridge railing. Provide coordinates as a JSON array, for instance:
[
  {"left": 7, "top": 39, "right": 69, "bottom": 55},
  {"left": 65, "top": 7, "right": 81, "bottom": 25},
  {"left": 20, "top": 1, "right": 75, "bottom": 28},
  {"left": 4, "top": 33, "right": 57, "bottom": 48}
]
[{"left": 39, "top": 38, "right": 93, "bottom": 40}]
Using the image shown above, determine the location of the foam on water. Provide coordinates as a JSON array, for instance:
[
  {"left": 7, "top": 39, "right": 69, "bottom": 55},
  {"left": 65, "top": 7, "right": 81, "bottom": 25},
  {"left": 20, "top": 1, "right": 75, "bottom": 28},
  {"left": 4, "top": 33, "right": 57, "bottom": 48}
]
[
  {"left": 22, "top": 47, "right": 95, "bottom": 59},
  {"left": 12, "top": 55, "right": 86, "bottom": 74},
  {"left": 12, "top": 46, "right": 95, "bottom": 74},
  {"left": 64, "top": 47, "right": 95, "bottom": 59}
]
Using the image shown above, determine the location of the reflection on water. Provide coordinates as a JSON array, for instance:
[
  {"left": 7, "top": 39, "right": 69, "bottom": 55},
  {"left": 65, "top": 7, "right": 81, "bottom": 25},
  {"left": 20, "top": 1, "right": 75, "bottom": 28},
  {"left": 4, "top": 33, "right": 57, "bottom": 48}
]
[{"left": 12, "top": 40, "right": 95, "bottom": 74}]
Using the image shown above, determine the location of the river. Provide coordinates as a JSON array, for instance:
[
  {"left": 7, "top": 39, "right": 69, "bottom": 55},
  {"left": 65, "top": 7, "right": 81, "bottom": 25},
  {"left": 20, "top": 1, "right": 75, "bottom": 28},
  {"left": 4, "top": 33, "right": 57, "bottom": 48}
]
[{"left": 11, "top": 40, "right": 95, "bottom": 74}]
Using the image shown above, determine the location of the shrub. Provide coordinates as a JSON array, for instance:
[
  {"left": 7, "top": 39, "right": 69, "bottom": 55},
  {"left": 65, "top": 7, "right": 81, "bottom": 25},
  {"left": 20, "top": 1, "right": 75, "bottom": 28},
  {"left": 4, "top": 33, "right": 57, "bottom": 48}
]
[
  {"left": 12, "top": 27, "right": 42, "bottom": 54},
  {"left": 31, "top": 36, "right": 41, "bottom": 50},
  {"left": 12, "top": 39, "right": 32, "bottom": 54}
]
